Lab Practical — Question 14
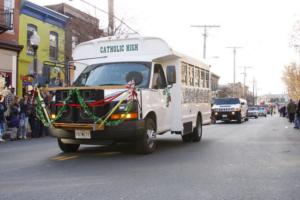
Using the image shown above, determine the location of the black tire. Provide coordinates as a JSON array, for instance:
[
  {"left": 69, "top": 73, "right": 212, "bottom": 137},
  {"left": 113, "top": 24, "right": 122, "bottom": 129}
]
[
  {"left": 255, "top": 116, "right": 258, "bottom": 119},
  {"left": 237, "top": 114, "right": 242, "bottom": 124},
  {"left": 136, "top": 118, "right": 157, "bottom": 154},
  {"left": 57, "top": 138, "right": 80, "bottom": 153},
  {"left": 182, "top": 134, "right": 192, "bottom": 142},
  {"left": 191, "top": 116, "right": 202, "bottom": 142},
  {"left": 245, "top": 117, "right": 249, "bottom": 121}
]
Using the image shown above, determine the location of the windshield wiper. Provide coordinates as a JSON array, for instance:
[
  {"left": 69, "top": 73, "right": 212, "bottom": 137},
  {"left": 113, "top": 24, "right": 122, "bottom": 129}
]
[{"left": 97, "top": 83, "right": 124, "bottom": 86}]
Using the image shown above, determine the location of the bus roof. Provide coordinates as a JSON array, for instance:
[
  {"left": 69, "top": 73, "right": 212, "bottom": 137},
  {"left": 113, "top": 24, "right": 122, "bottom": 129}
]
[{"left": 72, "top": 35, "right": 209, "bottom": 70}]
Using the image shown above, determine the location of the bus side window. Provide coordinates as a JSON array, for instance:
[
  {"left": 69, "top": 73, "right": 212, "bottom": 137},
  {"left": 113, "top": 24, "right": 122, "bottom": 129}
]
[{"left": 152, "top": 64, "right": 167, "bottom": 89}]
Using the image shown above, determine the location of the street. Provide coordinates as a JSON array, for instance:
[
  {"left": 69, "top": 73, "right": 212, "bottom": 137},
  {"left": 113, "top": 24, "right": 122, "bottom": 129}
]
[{"left": 1, "top": 116, "right": 300, "bottom": 200}]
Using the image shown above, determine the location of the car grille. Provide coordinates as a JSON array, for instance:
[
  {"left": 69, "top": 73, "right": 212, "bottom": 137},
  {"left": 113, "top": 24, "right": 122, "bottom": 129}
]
[
  {"left": 215, "top": 107, "right": 234, "bottom": 112},
  {"left": 54, "top": 89, "right": 107, "bottom": 123}
]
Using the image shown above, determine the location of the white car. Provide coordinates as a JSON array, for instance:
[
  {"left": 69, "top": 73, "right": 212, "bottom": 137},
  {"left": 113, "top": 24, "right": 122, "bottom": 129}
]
[{"left": 247, "top": 107, "right": 258, "bottom": 119}]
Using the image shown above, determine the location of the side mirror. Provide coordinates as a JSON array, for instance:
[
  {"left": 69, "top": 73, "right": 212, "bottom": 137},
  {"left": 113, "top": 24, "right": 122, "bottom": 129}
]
[
  {"left": 126, "top": 71, "right": 143, "bottom": 86},
  {"left": 166, "top": 65, "right": 176, "bottom": 85}
]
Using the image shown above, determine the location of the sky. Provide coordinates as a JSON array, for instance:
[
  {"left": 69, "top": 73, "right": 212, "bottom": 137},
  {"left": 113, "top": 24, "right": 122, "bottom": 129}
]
[{"left": 31, "top": 0, "right": 300, "bottom": 95}]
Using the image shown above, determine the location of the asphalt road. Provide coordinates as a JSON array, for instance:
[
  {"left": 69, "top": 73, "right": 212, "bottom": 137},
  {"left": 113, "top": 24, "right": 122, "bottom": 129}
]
[{"left": 1, "top": 115, "right": 300, "bottom": 200}]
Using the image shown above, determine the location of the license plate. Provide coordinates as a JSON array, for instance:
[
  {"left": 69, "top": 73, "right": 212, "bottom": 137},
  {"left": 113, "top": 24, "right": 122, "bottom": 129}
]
[
  {"left": 222, "top": 114, "right": 227, "bottom": 118},
  {"left": 75, "top": 130, "right": 91, "bottom": 139}
]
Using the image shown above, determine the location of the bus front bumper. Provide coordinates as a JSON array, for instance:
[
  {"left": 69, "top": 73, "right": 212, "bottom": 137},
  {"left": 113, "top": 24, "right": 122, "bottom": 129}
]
[{"left": 49, "top": 120, "right": 145, "bottom": 144}]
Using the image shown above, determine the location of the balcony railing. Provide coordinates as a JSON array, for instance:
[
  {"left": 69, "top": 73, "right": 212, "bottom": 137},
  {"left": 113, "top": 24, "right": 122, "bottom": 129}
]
[{"left": 0, "top": 8, "right": 13, "bottom": 33}]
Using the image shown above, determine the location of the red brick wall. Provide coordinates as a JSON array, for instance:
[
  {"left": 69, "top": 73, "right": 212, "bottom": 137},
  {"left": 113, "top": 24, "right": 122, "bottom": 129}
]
[{"left": 0, "top": 0, "right": 20, "bottom": 43}]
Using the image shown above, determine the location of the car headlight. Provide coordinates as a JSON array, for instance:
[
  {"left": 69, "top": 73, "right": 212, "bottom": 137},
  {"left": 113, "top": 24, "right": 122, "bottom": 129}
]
[{"left": 234, "top": 108, "right": 241, "bottom": 111}]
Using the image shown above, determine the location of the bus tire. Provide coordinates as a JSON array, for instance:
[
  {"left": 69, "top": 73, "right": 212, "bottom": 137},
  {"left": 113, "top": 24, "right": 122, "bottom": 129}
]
[
  {"left": 136, "top": 118, "right": 157, "bottom": 154},
  {"left": 191, "top": 116, "right": 202, "bottom": 142},
  {"left": 182, "top": 134, "right": 192, "bottom": 142},
  {"left": 57, "top": 138, "right": 80, "bottom": 153}
]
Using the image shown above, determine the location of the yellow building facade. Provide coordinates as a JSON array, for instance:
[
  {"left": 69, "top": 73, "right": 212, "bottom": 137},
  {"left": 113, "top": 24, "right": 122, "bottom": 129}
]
[{"left": 18, "top": 1, "right": 68, "bottom": 96}]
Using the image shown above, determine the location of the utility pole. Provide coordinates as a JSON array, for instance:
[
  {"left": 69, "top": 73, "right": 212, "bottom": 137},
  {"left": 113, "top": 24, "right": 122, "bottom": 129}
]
[
  {"left": 252, "top": 77, "right": 256, "bottom": 105},
  {"left": 240, "top": 66, "right": 252, "bottom": 99},
  {"left": 191, "top": 25, "right": 220, "bottom": 59},
  {"left": 108, "top": 0, "right": 114, "bottom": 36},
  {"left": 227, "top": 46, "right": 242, "bottom": 97}
]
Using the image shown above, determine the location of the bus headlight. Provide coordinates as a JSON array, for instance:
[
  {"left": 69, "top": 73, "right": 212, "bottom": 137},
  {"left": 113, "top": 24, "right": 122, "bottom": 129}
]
[
  {"left": 111, "top": 113, "right": 138, "bottom": 120},
  {"left": 119, "top": 104, "right": 128, "bottom": 112}
]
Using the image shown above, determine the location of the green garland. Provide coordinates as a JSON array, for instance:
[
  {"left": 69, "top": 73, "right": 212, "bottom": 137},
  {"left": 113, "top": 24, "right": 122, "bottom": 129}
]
[{"left": 35, "top": 88, "right": 134, "bottom": 128}]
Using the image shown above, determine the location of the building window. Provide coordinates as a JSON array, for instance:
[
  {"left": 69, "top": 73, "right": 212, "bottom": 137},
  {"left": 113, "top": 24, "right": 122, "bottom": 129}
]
[
  {"left": 4, "top": 0, "right": 14, "bottom": 30},
  {"left": 26, "top": 24, "right": 37, "bottom": 55},
  {"left": 49, "top": 32, "right": 58, "bottom": 60}
]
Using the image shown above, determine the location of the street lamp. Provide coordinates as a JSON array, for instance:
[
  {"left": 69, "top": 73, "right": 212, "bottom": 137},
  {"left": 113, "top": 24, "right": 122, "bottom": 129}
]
[{"left": 30, "top": 31, "right": 40, "bottom": 77}]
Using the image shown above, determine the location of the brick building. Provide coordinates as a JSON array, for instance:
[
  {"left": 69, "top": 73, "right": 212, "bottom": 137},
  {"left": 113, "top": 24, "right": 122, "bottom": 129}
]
[
  {"left": 46, "top": 3, "right": 104, "bottom": 83},
  {"left": 0, "top": 0, "right": 23, "bottom": 90}
]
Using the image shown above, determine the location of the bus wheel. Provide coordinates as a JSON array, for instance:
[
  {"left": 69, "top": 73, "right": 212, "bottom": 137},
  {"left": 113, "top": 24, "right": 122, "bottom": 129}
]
[
  {"left": 57, "top": 138, "right": 80, "bottom": 153},
  {"left": 182, "top": 134, "right": 192, "bottom": 142},
  {"left": 191, "top": 117, "right": 202, "bottom": 142},
  {"left": 136, "top": 118, "right": 157, "bottom": 154}
]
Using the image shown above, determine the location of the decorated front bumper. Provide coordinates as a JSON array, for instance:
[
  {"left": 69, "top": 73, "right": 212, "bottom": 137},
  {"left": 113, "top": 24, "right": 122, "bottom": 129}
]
[{"left": 35, "top": 82, "right": 140, "bottom": 132}]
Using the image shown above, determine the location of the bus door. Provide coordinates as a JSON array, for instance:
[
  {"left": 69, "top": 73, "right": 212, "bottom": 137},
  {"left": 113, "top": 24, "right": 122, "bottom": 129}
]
[{"left": 151, "top": 64, "right": 171, "bottom": 132}]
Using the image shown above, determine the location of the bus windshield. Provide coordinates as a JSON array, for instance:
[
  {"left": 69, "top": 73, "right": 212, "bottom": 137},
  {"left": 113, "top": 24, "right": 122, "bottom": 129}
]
[
  {"left": 214, "top": 98, "right": 240, "bottom": 105},
  {"left": 74, "top": 62, "right": 151, "bottom": 88}
]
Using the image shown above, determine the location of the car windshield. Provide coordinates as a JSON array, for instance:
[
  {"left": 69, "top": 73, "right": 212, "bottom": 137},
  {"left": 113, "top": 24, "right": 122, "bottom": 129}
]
[
  {"left": 73, "top": 62, "right": 151, "bottom": 88},
  {"left": 259, "top": 107, "right": 266, "bottom": 111},
  {"left": 214, "top": 98, "right": 240, "bottom": 105}
]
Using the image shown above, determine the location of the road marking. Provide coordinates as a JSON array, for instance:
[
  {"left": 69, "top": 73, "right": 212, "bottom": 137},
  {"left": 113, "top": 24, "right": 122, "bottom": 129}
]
[{"left": 51, "top": 155, "right": 78, "bottom": 161}]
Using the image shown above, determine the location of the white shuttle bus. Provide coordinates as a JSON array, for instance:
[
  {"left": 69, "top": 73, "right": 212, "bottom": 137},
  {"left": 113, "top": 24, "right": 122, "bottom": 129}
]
[{"left": 49, "top": 36, "right": 211, "bottom": 154}]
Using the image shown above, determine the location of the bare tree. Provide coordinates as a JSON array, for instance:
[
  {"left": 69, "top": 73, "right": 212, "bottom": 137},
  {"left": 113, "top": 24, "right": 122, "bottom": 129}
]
[{"left": 282, "top": 62, "right": 300, "bottom": 100}]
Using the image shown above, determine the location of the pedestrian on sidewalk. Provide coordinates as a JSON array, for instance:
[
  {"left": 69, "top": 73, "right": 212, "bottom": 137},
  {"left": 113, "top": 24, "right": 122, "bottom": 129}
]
[
  {"left": 294, "top": 100, "right": 300, "bottom": 129},
  {"left": 7, "top": 97, "right": 20, "bottom": 140},
  {"left": 0, "top": 95, "right": 7, "bottom": 142},
  {"left": 19, "top": 95, "right": 30, "bottom": 139},
  {"left": 287, "top": 99, "right": 296, "bottom": 123}
]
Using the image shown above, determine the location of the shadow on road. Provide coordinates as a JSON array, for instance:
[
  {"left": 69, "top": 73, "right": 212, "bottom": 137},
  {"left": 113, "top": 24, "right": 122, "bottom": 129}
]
[{"left": 48, "top": 137, "right": 213, "bottom": 162}]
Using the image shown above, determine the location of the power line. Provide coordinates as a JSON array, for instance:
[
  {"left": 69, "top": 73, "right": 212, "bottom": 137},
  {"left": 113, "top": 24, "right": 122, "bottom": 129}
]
[
  {"left": 191, "top": 25, "right": 220, "bottom": 59},
  {"left": 70, "top": 0, "right": 139, "bottom": 35}
]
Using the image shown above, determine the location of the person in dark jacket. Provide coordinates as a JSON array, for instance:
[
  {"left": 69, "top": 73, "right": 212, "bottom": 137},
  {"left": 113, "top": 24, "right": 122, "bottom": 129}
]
[
  {"left": 287, "top": 99, "right": 297, "bottom": 123},
  {"left": 7, "top": 97, "right": 20, "bottom": 140},
  {"left": 0, "top": 95, "right": 7, "bottom": 142},
  {"left": 294, "top": 100, "right": 300, "bottom": 129}
]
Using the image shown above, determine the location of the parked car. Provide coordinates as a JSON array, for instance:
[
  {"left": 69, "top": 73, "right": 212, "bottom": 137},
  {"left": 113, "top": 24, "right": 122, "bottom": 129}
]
[
  {"left": 258, "top": 107, "right": 267, "bottom": 117},
  {"left": 247, "top": 107, "right": 258, "bottom": 119}
]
